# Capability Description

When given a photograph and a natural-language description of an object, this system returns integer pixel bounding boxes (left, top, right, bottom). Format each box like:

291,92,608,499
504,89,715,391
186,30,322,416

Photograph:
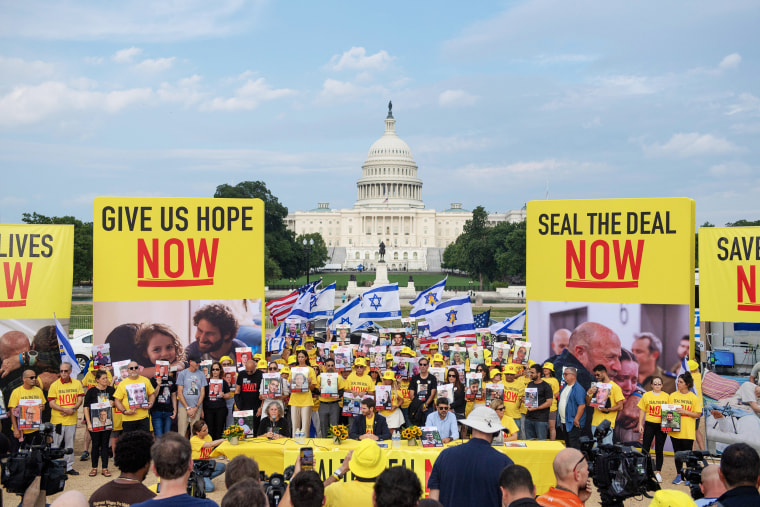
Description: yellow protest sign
527,198,695,304
0,224,73,318
699,226,760,322
93,197,264,302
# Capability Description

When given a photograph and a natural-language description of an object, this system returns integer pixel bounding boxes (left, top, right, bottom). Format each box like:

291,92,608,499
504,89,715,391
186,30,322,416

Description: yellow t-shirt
668,391,702,441
399,379,412,409
503,380,524,419
637,391,670,424
113,376,155,422
345,372,376,395
379,391,403,418
190,434,214,460
8,386,46,434
324,479,375,507
82,370,114,389
591,381,625,428
501,414,520,436
289,367,317,407
48,378,84,425
545,377,560,412
318,374,346,403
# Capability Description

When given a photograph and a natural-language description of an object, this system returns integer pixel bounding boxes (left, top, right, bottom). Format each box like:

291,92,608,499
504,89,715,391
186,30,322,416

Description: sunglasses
494,407,505,411
211,368,221,371
437,406,449,411
60,370,71,373
25,376,37,380
128,366,140,370
268,367,279,371
419,363,429,367
448,373,457,377
573,456,587,473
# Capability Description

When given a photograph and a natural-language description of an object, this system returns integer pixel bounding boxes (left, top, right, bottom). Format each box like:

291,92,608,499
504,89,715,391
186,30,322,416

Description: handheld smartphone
299,447,314,472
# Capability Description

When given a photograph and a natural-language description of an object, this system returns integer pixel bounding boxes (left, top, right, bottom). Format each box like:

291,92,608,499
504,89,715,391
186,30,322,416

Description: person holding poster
542,362,560,441
317,359,344,438
176,354,207,438
48,361,84,475
203,362,232,440
586,365,624,446
669,372,703,485
524,365,553,441
8,370,46,443
409,357,437,420
424,397,458,443
637,376,670,483
150,365,177,438
83,370,116,477
289,350,317,437
186,303,246,363
113,361,156,433
235,358,263,433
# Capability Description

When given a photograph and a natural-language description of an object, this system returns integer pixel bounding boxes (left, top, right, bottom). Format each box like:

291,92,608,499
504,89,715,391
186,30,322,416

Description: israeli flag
266,323,286,353
287,285,316,321
54,315,82,376
358,283,401,321
426,296,475,338
409,277,447,318
310,282,336,320
489,310,526,335
330,295,365,330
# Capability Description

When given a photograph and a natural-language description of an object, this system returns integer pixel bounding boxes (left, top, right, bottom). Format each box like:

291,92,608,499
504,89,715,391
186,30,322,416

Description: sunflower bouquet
401,426,422,445
223,424,246,443
328,424,349,444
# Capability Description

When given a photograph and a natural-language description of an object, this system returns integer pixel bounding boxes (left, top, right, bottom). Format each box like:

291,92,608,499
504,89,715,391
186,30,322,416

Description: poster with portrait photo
126,383,149,409
223,366,237,386
476,328,492,349
335,324,351,344
375,385,392,411
403,357,420,380
528,300,691,445
437,383,454,405
449,346,467,367
0,390,6,419
320,372,339,398
485,383,504,407
92,344,111,368
113,360,131,385
358,333,376,357
208,379,223,401
512,341,531,365
421,427,443,447
334,346,352,372
236,347,253,372
155,360,169,380
233,410,255,438
661,404,681,433
465,372,482,401
492,342,510,367
91,402,113,431
18,399,42,430
200,360,213,379
261,373,282,399
317,343,331,363
369,346,386,371
290,367,310,393
417,321,430,339
468,346,484,371
429,367,446,384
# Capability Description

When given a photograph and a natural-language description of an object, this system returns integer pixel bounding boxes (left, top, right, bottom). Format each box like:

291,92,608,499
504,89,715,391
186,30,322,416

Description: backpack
408,398,425,426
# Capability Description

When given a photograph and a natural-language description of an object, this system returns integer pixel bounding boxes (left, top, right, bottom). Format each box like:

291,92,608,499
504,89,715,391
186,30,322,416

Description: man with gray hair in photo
631,332,676,393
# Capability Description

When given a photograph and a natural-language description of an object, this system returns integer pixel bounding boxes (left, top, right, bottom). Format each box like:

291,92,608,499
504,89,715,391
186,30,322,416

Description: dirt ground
2,417,717,507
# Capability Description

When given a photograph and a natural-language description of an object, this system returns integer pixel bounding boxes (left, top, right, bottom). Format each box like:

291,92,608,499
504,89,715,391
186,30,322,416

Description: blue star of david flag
358,283,401,321
426,295,475,339
489,310,526,335
55,314,82,376
287,285,316,321
409,277,447,318
473,309,491,329
266,323,287,353
309,282,336,319
330,295,365,330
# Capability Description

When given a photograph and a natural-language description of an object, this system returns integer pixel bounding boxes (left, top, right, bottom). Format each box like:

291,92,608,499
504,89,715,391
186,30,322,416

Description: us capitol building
285,103,526,272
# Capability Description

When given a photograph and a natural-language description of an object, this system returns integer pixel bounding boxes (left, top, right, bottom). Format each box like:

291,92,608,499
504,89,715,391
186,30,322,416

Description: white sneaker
655,472,662,483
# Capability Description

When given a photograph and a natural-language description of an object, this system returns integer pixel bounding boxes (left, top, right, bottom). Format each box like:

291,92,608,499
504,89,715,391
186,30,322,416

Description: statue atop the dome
387,100,393,119
379,241,386,261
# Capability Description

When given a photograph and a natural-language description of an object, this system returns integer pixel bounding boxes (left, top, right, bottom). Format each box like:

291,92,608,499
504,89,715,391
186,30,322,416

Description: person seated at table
424,397,459,443
349,398,391,441
488,399,519,441
258,401,291,439
189,419,226,492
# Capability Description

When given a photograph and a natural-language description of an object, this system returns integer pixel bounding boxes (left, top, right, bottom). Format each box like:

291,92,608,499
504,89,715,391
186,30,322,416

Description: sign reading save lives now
94,197,264,302
527,198,695,305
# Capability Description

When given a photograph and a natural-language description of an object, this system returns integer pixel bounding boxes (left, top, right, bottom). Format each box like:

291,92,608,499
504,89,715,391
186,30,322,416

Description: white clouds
709,161,751,177
328,47,394,72
719,53,741,70
439,89,478,107
726,93,760,116
643,133,742,158
158,75,204,105
415,135,493,154
533,53,598,65
0,81,152,126
112,46,142,63
0,55,56,87
318,79,386,104
201,78,296,111
134,57,176,72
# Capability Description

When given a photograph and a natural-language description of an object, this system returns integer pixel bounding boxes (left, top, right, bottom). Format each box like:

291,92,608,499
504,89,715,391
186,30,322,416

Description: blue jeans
524,419,549,440
203,461,226,493
152,411,173,437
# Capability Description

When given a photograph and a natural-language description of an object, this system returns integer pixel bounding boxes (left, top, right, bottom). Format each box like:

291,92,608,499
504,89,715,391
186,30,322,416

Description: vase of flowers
328,424,349,445
223,424,245,445
401,426,422,446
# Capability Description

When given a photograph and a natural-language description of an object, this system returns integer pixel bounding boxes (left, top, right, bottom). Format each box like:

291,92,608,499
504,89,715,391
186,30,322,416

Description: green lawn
270,273,480,290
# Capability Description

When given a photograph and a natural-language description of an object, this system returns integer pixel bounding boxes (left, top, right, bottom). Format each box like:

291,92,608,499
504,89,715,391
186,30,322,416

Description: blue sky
1,0,758,226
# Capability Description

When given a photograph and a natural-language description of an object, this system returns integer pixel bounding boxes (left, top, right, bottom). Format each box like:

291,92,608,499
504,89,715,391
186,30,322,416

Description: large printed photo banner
0,224,74,387
697,226,760,455
527,198,695,445
93,198,265,369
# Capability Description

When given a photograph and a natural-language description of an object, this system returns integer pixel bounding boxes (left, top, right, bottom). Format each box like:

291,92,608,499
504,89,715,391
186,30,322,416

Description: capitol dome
355,102,424,209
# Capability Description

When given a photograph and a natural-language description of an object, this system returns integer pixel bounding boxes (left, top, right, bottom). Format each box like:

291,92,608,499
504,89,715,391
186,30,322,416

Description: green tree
459,206,494,290
494,221,526,281
725,219,760,227
695,221,714,269
214,181,302,281
296,232,328,273
21,212,93,285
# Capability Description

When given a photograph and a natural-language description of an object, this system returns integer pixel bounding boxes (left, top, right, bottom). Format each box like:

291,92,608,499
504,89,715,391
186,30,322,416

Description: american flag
265,290,298,326
473,309,491,329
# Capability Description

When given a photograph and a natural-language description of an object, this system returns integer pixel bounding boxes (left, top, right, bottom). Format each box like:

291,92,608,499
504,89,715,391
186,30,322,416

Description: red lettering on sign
424,459,433,497
565,239,643,288
649,405,661,418
1,262,32,308
737,265,760,312
137,238,218,287
505,391,518,403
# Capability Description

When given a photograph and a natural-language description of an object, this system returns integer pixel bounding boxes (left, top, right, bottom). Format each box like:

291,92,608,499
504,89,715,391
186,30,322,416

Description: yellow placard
527,198,695,304
0,224,73,318
699,226,760,322
93,197,264,302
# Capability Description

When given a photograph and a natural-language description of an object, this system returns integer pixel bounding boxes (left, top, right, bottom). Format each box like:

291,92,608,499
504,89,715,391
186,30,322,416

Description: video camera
1,422,72,496
674,450,710,500
187,459,219,498
260,465,294,506
580,420,660,507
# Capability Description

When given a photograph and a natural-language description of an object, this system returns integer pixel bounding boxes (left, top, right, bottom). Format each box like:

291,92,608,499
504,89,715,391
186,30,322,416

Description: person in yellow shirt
688,359,706,450
113,361,156,433
378,370,404,432
488,399,519,441
8,370,47,443
586,364,624,446
346,358,376,395
636,376,670,483
502,364,525,437
669,372,703,485
48,361,84,474
289,350,317,436
323,439,386,506
189,420,226,492
542,362,560,441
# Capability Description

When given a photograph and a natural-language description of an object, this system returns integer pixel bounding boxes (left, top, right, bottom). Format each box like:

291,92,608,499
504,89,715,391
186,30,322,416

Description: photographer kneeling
190,420,226,493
